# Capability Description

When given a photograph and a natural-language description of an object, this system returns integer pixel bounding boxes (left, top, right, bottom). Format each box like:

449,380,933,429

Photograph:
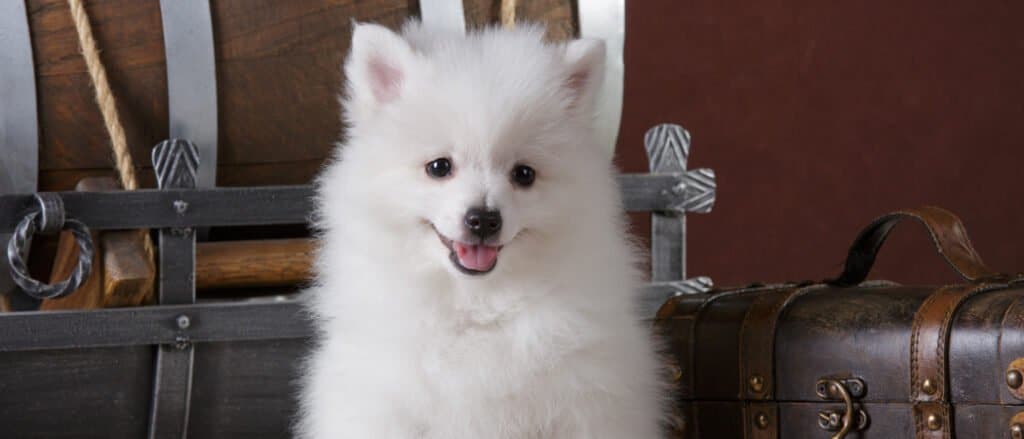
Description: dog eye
511,164,536,187
426,158,452,178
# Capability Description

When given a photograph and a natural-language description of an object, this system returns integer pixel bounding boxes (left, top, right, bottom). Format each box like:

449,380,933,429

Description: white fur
297,21,663,439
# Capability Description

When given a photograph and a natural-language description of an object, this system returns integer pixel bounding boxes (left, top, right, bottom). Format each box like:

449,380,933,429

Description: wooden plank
28,0,169,173
0,346,154,438
187,340,305,438
195,238,313,290
102,229,156,306
30,0,415,174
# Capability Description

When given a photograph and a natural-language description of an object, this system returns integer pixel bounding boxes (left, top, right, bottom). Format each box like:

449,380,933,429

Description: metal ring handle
6,211,94,300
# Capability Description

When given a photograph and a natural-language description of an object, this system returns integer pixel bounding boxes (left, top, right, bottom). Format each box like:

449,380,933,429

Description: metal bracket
0,0,41,311
643,123,717,308
147,139,199,439
816,377,870,438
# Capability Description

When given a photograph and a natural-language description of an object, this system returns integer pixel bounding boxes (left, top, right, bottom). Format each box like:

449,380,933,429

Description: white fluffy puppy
297,21,662,439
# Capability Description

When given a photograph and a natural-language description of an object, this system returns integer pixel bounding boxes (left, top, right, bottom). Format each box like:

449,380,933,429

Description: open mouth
433,228,502,276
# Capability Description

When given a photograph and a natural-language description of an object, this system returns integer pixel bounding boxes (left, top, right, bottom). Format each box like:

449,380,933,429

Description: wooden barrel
28,0,578,191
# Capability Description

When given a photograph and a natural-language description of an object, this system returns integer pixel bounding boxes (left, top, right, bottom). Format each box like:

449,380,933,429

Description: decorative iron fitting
1008,358,1024,399
665,169,717,215
6,194,94,300
644,124,717,217
664,276,714,295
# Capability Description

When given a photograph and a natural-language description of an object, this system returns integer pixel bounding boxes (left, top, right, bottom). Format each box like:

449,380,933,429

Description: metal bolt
925,413,942,431
1011,423,1024,439
921,378,937,395
1008,369,1023,389
749,375,765,393
176,314,190,329
173,200,188,214
754,412,769,429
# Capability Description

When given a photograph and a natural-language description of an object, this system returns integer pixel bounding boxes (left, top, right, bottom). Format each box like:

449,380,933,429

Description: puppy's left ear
563,38,606,113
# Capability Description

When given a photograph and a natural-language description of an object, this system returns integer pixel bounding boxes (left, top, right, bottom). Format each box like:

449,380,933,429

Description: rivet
668,364,683,382
926,413,942,431
173,200,189,214
755,412,769,429
1008,369,1023,389
1011,423,1024,439
921,378,937,395
749,375,765,393
176,314,190,329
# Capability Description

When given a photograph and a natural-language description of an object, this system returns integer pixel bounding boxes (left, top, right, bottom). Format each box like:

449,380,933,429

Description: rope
501,0,516,29
67,0,156,265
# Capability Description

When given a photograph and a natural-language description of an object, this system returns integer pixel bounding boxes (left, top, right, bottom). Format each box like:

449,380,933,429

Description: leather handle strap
830,206,1001,287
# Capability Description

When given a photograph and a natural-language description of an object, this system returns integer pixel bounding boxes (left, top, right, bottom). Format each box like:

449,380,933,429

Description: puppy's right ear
346,23,416,106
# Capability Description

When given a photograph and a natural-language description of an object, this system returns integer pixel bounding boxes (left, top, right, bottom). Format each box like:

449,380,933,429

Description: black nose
464,207,502,240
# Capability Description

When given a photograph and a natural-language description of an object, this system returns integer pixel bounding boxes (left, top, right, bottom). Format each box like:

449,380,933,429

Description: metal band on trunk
0,0,41,311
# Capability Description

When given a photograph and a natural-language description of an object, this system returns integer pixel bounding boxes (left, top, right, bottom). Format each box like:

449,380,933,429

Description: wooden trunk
28,0,577,191
655,207,1024,438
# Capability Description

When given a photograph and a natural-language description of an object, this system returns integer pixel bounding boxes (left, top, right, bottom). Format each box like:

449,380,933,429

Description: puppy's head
323,22,612,280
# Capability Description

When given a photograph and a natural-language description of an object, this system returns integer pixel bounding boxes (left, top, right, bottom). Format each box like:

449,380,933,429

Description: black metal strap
148,140,200,439
0,0,42,311
0,174,687,234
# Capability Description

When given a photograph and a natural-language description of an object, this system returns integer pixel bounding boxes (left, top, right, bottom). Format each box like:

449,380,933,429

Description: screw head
755,412,769,429
922,378,937,395
1008,370,1023,389
1011,423,1024,439
926,413,942,431
749,375,765,393
176,314,190,329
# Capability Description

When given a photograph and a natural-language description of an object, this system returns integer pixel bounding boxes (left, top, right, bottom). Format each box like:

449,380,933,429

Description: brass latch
815,377,869,439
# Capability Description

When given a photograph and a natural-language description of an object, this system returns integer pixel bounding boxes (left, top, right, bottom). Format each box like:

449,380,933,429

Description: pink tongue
453,242,499,271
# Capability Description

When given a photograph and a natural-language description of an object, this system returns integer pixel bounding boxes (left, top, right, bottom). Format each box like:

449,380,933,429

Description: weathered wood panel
187,339,309,438
28,0,577,191
0,346,154,438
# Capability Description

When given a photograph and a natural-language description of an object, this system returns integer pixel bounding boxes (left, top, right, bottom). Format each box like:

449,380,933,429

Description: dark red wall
617,0,1024,287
